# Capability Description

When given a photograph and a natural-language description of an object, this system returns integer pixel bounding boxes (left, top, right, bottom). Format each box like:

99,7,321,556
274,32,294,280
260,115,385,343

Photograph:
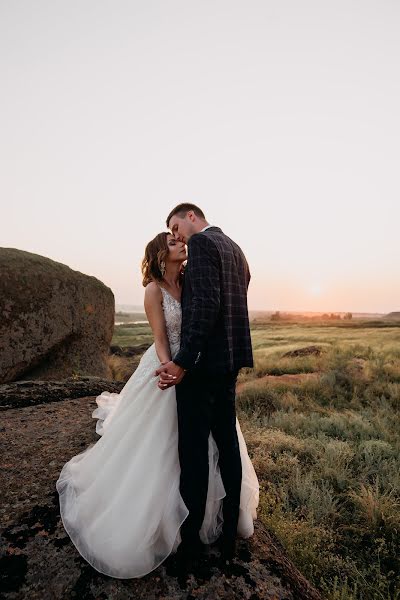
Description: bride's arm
144,282,171,364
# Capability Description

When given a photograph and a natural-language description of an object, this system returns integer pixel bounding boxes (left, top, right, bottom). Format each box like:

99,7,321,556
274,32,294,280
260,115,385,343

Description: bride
56,231,259,579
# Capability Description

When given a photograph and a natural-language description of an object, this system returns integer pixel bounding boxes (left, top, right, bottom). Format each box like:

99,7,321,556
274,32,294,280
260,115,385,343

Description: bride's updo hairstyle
141,232,170,287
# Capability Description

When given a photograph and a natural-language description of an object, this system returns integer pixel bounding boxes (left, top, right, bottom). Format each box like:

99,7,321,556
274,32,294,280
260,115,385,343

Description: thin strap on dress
158,285,181,305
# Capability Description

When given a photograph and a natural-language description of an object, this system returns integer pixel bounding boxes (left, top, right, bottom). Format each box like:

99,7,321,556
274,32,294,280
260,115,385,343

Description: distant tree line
270,311,353,322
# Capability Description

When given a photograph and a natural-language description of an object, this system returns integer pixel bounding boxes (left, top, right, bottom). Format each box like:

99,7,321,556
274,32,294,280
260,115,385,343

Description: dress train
56,343,259,578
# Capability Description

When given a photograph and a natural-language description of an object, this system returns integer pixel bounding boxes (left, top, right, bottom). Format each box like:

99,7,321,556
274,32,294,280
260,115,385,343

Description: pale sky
1,0,399,313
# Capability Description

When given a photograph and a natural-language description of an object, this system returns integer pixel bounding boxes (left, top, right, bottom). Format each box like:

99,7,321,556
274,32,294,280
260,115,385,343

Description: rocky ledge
0,378,124,410
0,396,323,600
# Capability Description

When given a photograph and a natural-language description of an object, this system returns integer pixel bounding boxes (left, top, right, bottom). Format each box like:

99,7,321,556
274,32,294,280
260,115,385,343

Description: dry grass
109,318,400,598
237,322,400,600
106,354,141,382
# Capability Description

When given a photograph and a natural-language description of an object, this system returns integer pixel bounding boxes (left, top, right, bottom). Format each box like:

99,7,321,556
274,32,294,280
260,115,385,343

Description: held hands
155,361,186,390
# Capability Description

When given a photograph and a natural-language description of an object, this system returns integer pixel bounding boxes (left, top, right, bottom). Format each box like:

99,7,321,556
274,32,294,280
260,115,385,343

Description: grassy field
112,318,400,599
112,321,153,347
239,321,400,600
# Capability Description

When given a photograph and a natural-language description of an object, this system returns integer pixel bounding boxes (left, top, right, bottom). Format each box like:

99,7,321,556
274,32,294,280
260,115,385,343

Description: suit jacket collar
201,226,222,233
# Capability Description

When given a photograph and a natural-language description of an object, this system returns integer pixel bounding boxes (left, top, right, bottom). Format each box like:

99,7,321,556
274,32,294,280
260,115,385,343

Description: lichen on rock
0,248,115,383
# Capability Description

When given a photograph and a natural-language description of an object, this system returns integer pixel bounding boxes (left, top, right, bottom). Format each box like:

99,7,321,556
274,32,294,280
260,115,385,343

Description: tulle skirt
56,343,259,579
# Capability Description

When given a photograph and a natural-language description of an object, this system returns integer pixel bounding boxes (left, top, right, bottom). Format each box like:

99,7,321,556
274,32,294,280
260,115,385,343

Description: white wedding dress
56,286,259,579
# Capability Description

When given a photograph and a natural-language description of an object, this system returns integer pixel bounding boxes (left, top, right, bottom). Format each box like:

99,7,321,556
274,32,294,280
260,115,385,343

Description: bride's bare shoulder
144,281,162,303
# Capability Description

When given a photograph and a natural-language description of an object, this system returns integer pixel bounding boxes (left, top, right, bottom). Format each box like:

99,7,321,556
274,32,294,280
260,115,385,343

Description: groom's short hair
166,203,206,227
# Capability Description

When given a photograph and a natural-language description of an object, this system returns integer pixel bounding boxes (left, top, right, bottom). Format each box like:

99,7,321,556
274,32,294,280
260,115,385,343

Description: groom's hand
155,361,186,390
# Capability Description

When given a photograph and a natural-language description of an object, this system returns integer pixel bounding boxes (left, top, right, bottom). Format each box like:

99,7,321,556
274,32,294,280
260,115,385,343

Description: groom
156,203,253,562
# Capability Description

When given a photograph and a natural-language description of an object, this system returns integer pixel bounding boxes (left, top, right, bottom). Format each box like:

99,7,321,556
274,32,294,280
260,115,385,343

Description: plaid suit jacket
173,226,254,374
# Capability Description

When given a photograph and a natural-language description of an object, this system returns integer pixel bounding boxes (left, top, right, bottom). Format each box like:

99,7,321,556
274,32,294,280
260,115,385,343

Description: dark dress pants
175,369,242,547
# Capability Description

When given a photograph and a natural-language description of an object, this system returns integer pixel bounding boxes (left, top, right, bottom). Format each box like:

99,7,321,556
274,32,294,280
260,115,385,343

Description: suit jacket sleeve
173,233,220,370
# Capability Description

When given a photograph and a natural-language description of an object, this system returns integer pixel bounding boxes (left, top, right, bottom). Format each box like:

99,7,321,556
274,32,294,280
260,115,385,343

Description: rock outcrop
0,248,115,383
282,345,323,357
0,377,124,410
0,395,323,600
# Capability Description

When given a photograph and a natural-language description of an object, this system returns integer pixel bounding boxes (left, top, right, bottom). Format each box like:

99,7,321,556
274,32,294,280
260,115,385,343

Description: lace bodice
160,286,181,358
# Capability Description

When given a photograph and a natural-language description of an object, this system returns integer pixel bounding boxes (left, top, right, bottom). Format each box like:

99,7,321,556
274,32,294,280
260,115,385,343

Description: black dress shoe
214,534,237,561
177,538,205,560
220,541,236,562
165,543,197,578
211,535,237,562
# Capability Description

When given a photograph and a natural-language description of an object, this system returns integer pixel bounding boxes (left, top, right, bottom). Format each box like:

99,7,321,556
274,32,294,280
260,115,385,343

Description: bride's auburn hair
141,232,170,287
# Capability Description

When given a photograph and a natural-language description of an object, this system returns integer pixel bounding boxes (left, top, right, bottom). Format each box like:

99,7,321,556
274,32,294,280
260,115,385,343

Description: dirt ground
0,396,323,600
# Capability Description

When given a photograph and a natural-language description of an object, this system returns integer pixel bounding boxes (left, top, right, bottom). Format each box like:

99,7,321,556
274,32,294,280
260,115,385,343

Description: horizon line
116,304,397,316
